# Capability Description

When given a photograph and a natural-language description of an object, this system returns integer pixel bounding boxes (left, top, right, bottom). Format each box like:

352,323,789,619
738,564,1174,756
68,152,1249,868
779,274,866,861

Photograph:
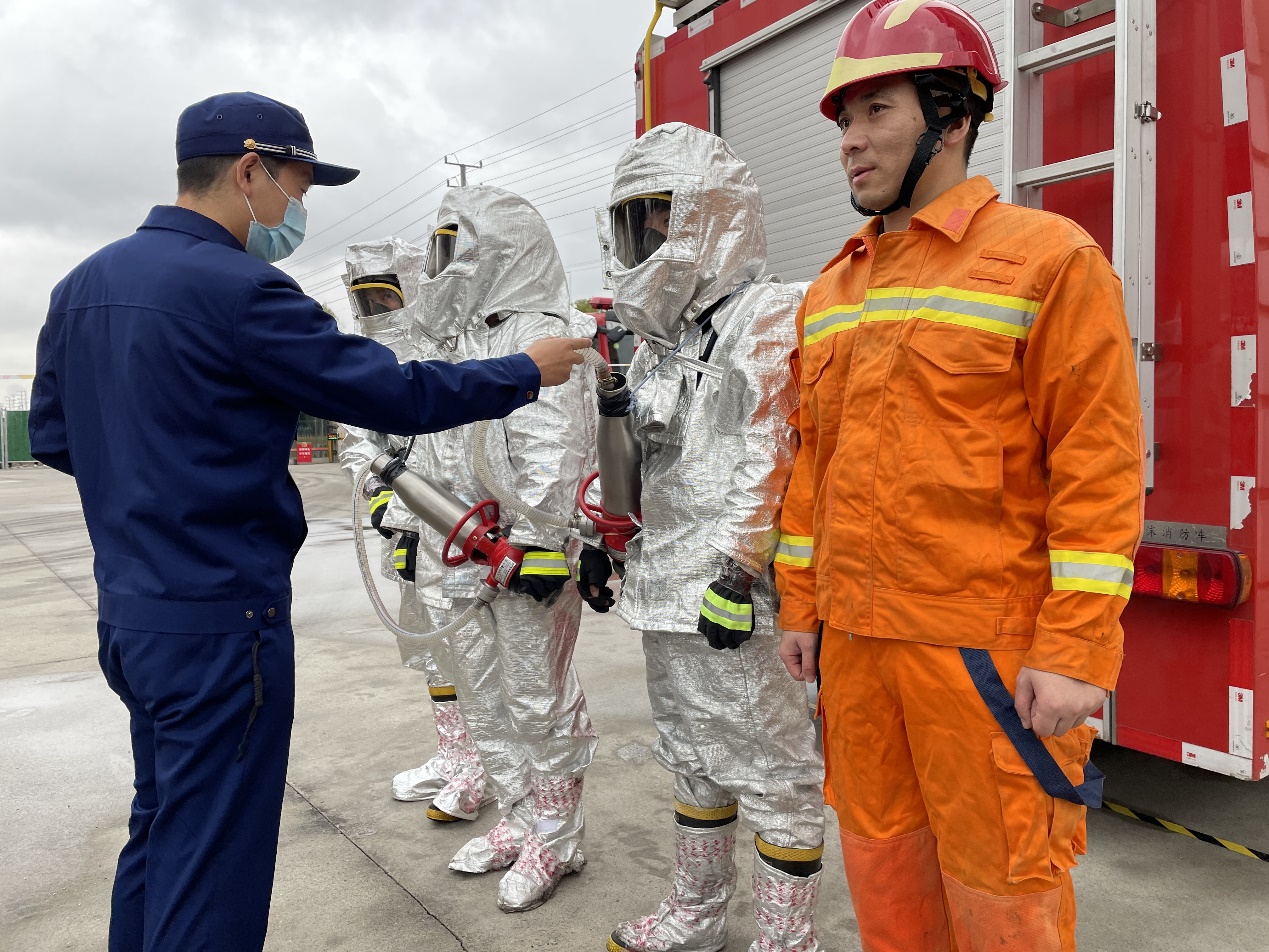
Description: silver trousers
421,586,596,811
642,629,825,849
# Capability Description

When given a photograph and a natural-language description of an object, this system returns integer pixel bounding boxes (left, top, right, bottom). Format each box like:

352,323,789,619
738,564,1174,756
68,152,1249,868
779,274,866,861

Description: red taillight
1131,544,1251,608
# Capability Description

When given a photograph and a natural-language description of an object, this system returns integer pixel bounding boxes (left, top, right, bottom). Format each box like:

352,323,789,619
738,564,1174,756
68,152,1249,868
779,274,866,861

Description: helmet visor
612,193,672,268
426,226,458,278
349,276,404,317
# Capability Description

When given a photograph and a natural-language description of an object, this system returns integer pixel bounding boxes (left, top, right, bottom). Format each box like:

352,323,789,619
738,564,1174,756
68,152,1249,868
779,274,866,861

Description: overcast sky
0,0,676,389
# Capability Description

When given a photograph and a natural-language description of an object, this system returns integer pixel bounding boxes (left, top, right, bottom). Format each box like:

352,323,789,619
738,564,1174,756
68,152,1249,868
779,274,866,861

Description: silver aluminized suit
600,123,825,952
338,238,484,819
406,186,598,913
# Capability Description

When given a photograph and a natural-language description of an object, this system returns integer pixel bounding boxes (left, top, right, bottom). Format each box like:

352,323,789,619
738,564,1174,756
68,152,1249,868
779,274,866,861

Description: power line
454,69,629,155
490,134,631,193
287,178,449,278
290,70,627,257
484,102,630,166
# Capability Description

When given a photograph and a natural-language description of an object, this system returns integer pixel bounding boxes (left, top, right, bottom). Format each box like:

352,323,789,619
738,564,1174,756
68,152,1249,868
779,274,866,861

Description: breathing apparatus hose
351,464,493,645
469,347,615,532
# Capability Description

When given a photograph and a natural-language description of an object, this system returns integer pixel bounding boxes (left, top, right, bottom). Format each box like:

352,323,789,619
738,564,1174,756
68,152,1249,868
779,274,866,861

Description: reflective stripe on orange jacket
775,177,1144,689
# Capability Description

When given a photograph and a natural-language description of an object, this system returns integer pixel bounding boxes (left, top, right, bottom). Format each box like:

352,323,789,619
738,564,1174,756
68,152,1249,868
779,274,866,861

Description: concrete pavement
2,463,1268,951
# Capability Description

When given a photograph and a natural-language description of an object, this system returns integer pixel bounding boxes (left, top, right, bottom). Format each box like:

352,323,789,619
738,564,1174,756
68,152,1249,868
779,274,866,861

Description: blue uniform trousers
97,622,296,952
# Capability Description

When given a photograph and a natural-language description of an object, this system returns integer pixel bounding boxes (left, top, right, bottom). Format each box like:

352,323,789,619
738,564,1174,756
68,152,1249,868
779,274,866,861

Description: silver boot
497,773,587,912
449,797,533,873
608,801,738,952
749,836,823,952
391,686,480,803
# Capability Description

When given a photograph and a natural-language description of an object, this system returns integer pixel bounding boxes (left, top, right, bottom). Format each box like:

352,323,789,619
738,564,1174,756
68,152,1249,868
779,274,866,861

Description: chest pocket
904,319,1017,427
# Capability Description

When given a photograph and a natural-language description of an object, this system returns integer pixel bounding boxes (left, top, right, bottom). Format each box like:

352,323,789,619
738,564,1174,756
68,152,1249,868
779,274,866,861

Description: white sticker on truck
1182,743,1253,780
1229,192,1255,267
1231,476,1255,529
1229,687,1254,758
1221,50,1249,126
1232,336,1256,407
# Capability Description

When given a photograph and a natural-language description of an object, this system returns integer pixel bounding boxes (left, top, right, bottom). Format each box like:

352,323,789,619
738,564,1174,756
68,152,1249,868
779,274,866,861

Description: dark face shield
349,275,405,317
611,193,672,268
426,226,458,278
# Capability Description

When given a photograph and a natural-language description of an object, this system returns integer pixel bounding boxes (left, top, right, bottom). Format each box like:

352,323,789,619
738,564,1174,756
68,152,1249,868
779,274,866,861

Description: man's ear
235,153,263,193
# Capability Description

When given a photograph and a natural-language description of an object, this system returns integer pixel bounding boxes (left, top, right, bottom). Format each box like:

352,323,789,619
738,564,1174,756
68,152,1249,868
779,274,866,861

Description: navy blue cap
176,91,359,187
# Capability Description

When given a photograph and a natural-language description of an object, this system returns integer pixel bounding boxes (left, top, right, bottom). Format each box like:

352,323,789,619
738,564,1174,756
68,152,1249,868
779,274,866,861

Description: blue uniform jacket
30,206,542,634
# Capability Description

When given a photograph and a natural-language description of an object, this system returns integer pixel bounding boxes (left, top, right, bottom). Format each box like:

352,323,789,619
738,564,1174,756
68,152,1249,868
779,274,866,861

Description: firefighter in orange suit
775,3,1144,950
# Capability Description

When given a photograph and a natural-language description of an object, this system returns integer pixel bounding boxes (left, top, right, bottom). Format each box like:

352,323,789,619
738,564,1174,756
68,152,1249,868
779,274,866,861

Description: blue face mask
242,164,307,263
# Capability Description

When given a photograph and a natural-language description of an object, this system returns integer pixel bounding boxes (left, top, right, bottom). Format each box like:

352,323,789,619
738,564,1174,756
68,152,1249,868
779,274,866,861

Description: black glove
392,531,419,583
697,559,755,650
574,547,615,613
510,548,570,603
367,479,395,540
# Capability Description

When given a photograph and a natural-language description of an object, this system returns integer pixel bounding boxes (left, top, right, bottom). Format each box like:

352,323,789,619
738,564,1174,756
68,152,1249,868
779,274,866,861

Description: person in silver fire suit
338,238,487,823
599,122,826,952
407,186,603,912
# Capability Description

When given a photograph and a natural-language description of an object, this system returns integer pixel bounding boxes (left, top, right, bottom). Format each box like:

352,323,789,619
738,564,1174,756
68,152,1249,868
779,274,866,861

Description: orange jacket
775,177,1144,690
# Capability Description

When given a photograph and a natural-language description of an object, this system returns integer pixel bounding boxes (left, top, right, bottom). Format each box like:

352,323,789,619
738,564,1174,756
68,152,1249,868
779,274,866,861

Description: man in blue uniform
28,91,589,952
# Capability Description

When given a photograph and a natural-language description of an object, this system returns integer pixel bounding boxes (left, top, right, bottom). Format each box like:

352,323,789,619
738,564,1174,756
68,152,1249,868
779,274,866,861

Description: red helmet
819,0,1006,121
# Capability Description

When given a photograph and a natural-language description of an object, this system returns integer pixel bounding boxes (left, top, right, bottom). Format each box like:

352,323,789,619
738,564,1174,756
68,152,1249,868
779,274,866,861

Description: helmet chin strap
850,71,979,218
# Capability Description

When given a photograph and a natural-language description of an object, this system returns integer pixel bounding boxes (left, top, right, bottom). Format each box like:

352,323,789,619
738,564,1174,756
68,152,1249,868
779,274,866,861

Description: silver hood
343,236,430,358
412,186,574,345
600,122,767,348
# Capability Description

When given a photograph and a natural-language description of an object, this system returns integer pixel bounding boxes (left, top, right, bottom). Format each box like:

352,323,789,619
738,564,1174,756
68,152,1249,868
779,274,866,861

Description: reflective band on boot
754,835,824,878
838,827,952,952
752,836,823,952
609,802,738,952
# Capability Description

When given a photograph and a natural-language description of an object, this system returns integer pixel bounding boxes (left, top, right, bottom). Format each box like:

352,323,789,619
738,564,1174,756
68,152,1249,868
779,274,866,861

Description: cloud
1,0,664,371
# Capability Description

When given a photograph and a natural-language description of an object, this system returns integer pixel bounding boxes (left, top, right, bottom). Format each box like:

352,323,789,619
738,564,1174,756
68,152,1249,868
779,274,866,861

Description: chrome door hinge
1140,342,1161,361
1135,101,1163,123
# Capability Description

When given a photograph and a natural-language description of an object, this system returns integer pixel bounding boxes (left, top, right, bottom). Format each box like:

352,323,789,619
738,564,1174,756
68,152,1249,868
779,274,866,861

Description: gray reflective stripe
521,554,568,574
1051,561,1135,586
918,294,1037,331
700,597,753,625
805,307,862,337
775,541,813,559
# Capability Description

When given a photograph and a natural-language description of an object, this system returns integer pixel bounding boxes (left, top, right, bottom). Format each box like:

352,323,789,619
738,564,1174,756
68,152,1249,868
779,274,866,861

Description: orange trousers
819,628,1096,952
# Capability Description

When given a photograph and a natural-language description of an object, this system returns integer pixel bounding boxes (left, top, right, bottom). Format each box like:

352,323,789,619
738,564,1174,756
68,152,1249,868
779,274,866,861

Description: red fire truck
635,0,1269,780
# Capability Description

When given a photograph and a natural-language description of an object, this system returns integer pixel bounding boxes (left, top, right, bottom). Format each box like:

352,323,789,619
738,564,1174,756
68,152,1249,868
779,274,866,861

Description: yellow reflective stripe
700,588,753,631
349,282,403,298
755,835,825,863
803,303,864,346
520,551,569,576
802,286,1043,352
622,192,673,203
825,53,944,98
369,490,392,512
884,0,929,29
1050,550,1135,599
674,799,738,821
775,534,814,568
393,547,409,569
433,227,458,237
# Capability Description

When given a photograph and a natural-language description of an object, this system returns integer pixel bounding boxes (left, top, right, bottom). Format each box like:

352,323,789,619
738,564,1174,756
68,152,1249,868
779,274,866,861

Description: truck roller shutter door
717,0,1008,282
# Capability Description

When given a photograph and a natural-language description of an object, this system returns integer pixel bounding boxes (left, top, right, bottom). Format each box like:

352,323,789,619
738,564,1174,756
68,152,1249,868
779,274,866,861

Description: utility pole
444,154,482,188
